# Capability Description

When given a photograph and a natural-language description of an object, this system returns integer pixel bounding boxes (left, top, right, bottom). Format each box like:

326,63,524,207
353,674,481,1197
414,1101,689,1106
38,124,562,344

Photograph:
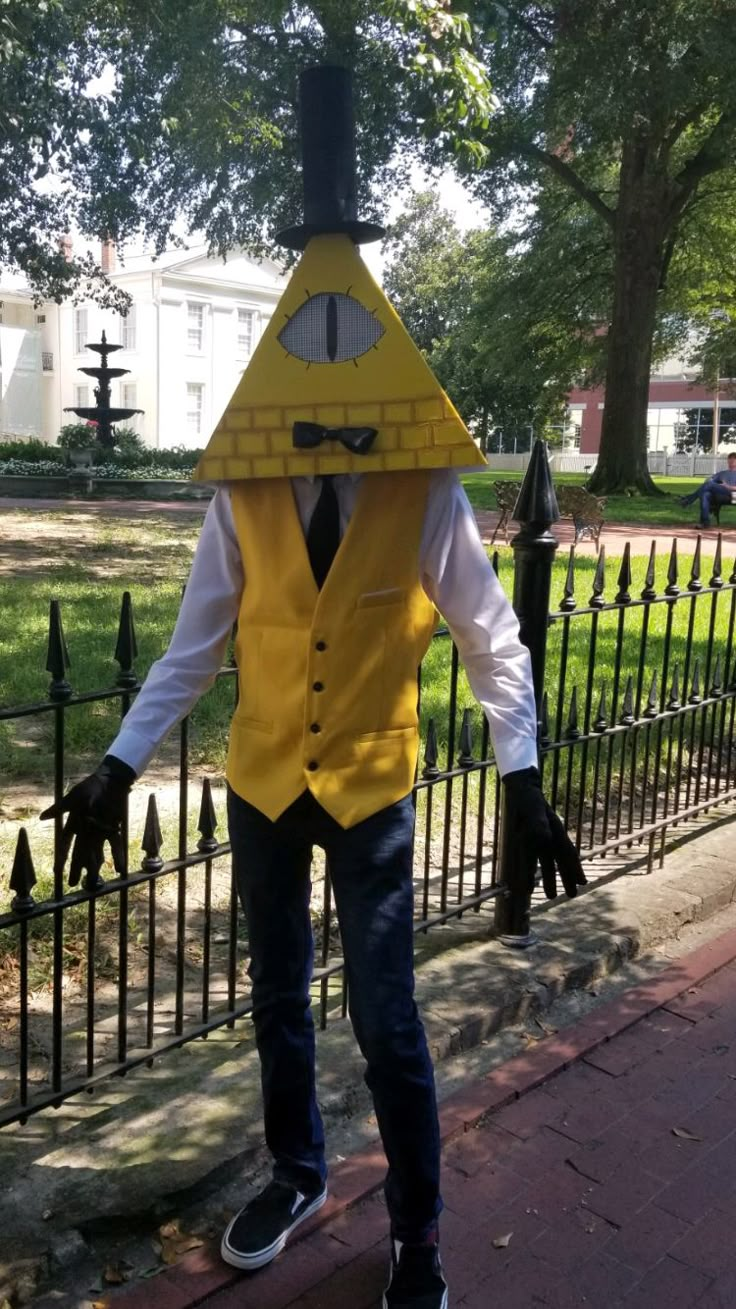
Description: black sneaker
220,1179,327,1270
383,1239,449,1308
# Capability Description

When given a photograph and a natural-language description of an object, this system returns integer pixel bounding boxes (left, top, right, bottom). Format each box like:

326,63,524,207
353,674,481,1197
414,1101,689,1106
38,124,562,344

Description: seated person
679,452,736,526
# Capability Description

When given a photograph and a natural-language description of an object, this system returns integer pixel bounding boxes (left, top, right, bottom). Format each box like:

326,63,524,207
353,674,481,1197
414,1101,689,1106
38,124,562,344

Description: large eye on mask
279,291,385,365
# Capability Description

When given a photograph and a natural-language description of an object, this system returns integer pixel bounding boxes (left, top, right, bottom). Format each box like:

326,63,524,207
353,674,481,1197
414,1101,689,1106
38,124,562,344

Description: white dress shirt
109,470,538,779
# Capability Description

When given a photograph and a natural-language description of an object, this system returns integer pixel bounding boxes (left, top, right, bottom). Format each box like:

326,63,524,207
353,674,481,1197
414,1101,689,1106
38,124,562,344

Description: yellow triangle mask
193,234,486,481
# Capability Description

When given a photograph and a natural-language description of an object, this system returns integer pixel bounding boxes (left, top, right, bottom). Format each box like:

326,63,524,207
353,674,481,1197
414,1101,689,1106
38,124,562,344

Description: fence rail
2,490,736,1126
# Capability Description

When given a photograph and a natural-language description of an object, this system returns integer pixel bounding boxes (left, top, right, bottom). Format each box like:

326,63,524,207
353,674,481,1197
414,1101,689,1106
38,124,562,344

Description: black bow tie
292,421,377,454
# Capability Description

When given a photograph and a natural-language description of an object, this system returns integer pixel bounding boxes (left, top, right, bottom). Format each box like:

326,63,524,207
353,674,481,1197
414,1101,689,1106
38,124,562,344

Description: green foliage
456,1,736,492
58,422,98,450
110,424,148,462
0,438,64,463
2,0,490,299
383,190,595,437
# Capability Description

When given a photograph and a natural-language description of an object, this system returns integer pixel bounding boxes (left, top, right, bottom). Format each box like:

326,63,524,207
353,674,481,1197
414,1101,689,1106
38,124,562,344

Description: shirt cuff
493,734,539,778
106,723,161,779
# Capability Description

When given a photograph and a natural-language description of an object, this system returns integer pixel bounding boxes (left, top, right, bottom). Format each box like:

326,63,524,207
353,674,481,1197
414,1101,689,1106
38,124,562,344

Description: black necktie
306,476,340,589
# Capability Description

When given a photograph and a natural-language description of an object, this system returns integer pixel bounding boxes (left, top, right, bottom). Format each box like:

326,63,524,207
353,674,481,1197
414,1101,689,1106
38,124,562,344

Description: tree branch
515,141,616,226
670,110,736,218
659,228,679,290
493,3,553,49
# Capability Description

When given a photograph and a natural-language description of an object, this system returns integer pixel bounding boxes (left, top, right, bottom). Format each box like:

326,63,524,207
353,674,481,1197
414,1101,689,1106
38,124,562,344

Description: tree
453,1,736,494
0,1,490,303
382,189,605,446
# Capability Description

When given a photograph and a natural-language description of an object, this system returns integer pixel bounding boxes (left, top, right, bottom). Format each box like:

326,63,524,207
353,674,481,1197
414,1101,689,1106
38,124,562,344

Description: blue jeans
684,482,731,523
227,786,442,1242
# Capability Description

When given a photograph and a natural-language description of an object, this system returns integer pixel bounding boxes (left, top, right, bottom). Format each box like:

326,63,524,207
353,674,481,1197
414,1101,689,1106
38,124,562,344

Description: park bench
491,480,607,551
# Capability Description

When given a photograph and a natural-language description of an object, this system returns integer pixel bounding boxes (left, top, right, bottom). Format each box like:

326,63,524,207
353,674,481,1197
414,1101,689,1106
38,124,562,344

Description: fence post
495,439,560,945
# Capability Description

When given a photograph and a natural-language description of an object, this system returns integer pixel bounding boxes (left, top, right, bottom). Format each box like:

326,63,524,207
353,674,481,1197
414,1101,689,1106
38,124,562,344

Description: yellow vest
227,472,438,827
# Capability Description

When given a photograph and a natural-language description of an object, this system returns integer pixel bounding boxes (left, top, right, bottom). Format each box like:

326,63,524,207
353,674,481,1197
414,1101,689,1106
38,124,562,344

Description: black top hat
276,66,385,250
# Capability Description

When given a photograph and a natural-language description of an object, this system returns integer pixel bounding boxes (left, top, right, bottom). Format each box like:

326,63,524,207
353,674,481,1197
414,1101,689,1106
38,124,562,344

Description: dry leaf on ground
157,1221,204,1265
103,1264,127,1285
492,1232,513,1249
671,1127,702,1141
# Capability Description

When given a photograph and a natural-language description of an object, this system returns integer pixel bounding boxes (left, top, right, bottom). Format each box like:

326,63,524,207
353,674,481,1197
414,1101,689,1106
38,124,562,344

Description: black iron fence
2,466,736,1126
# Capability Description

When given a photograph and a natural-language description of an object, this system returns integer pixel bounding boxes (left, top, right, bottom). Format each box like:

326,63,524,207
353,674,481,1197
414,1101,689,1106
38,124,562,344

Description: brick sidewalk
107,929,736,1309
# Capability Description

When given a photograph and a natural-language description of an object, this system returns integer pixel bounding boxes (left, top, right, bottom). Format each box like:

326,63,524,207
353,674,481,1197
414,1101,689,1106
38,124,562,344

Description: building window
122,382,137,410
36,314,46,324
120,306,136,350
74,384,90,408
187,302,205,352
186,383,204,437
42,351,54,372
237,307,256,357
74,308,88,355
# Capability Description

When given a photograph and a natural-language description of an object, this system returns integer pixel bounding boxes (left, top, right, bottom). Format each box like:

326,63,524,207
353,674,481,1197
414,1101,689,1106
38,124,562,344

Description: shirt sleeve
108,487,244,776
419,470,539,777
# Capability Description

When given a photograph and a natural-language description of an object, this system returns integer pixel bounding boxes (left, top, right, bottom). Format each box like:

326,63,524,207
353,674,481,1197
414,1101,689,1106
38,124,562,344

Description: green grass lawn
1,509,729,789
461,471,718,529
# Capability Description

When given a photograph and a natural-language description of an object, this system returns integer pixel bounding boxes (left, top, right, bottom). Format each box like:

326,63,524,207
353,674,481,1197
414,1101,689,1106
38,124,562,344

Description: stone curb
100,921,736,1309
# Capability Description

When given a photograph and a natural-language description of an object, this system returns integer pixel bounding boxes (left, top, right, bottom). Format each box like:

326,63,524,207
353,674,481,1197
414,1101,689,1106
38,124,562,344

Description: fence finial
593,683,608,732
560,546,576,611
710,535,723,589
665,540,679,596
620,675,635,725
615,543,632,605
688,538,703,592
10,828,36,911
644,671,659,718
115,591,139,688
457,709,474,766
46,600,72,701
668,665,682,710
565,686,580,739
422,719,439,779
512,439,560,527
641,542,657,600
590,546,606,608
197,779,219,853
141,795,163,871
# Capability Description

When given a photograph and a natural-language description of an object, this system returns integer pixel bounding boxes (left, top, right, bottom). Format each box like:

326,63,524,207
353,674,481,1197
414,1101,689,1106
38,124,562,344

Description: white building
0,242,286,448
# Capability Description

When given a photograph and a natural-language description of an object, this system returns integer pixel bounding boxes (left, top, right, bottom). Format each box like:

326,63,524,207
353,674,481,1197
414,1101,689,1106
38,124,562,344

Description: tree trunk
588,141,669,497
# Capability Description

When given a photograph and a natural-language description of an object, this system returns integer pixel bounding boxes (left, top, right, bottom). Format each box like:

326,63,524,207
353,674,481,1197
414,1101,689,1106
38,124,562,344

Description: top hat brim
276,219,386,250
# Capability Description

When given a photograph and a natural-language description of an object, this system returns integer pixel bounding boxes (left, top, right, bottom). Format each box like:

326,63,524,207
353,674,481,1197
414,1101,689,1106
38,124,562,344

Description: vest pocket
232,712,274,734
356,587,407,608
357,724,417,742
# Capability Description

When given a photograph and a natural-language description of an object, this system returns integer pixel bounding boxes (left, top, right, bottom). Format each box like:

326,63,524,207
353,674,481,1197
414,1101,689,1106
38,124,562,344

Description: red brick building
568,358,733,455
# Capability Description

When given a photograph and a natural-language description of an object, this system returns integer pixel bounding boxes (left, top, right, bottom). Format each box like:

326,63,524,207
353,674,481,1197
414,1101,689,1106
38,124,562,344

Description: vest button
315,640,327,651
313,681,324,692
310,723,321,733
307,760,319,771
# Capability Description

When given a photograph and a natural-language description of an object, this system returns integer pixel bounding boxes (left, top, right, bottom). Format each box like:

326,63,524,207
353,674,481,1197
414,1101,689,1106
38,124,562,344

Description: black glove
40,754,136,887
503,766,587,899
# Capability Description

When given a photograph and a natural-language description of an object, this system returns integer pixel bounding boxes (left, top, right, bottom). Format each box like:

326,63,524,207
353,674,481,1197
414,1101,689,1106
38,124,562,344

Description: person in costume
43,68,584,1309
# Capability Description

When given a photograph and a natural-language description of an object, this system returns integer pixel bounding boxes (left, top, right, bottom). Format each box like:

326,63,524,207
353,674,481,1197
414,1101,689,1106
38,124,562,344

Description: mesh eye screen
279,292,385,363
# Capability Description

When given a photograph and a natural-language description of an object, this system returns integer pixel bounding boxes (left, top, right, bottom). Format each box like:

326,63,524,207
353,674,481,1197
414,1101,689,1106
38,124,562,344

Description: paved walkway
475,511,735,558
109,929,736,1309
3,496,733,557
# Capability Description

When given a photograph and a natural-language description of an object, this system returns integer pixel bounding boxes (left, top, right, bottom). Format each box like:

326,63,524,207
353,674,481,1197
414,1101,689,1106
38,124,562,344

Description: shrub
143,444,203,471
0,459,67,476
0,438,65,464
109,425,149,464
91,463,190,480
